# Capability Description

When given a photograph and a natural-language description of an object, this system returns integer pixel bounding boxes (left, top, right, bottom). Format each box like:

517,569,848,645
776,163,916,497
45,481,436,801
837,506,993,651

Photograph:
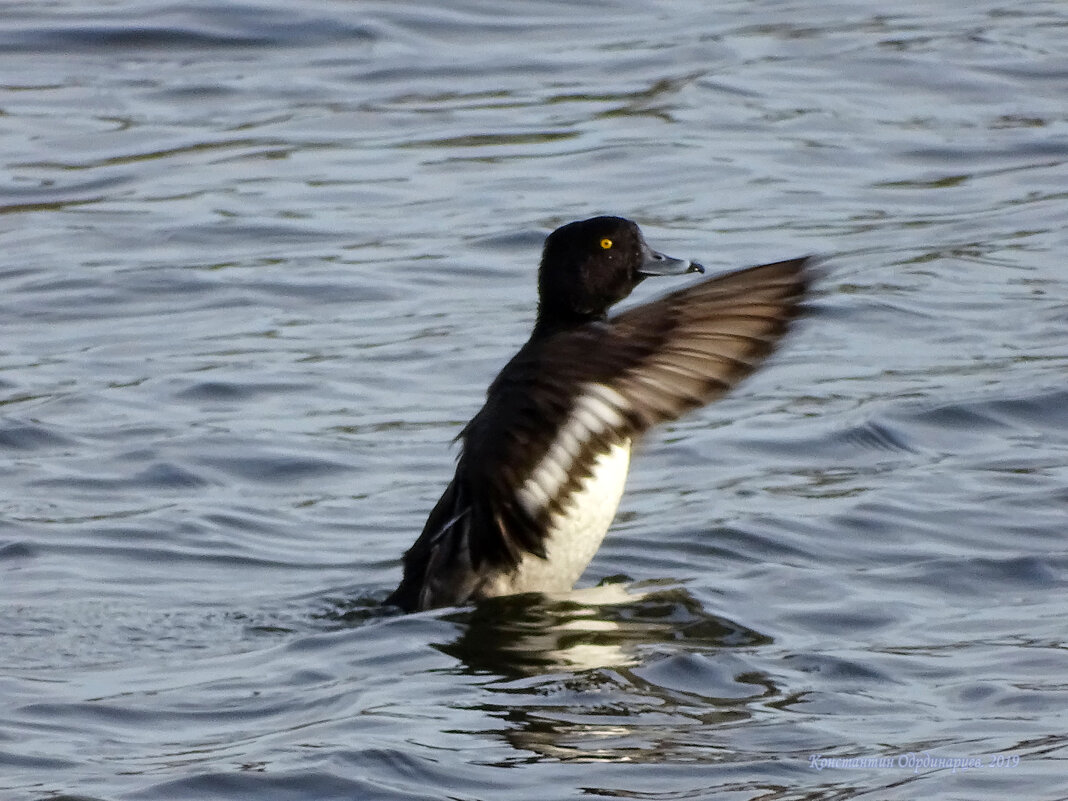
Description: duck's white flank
489,438,631,597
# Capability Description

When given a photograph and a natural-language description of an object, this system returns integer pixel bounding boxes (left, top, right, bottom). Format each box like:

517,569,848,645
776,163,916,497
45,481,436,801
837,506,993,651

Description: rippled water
2,1,1066,799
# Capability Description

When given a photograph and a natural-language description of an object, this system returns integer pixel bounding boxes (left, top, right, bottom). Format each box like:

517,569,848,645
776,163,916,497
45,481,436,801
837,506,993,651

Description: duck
386,216,810,612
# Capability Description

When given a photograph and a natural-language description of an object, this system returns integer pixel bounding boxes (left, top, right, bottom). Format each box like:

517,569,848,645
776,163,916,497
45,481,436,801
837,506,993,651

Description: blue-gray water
2,2,1066,799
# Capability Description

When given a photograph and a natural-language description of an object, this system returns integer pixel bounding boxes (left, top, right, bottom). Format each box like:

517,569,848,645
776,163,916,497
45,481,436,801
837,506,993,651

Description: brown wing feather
606,257,811,428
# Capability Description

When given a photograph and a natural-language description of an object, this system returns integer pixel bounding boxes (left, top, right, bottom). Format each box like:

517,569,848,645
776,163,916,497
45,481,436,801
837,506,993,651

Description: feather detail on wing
606,256,811,428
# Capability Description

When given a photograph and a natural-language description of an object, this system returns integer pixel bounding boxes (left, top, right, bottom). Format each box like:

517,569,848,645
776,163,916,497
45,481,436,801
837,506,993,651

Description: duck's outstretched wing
603,256,812,429
386,257,812,611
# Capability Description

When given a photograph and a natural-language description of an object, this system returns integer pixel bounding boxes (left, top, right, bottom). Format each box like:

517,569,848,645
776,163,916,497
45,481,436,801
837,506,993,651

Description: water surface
2,1,1066,799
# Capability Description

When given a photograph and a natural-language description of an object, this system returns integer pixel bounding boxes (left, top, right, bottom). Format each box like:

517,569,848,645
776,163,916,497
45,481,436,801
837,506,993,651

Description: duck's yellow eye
600,238,613,250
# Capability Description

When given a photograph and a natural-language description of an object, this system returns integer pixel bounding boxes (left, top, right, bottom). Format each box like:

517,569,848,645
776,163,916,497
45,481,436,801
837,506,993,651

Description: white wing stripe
516,383,630,517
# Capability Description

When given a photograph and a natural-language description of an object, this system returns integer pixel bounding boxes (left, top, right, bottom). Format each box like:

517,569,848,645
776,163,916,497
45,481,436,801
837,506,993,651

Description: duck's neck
531,305,606,342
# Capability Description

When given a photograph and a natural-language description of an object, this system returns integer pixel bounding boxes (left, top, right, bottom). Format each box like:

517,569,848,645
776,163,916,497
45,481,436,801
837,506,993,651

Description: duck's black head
533,216,703,338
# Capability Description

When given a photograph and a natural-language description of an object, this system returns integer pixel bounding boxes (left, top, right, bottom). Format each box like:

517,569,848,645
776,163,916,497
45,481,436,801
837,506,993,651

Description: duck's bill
638,245,705,276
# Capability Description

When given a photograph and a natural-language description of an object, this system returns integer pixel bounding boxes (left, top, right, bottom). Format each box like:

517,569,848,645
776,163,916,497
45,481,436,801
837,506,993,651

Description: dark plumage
387,216,811,612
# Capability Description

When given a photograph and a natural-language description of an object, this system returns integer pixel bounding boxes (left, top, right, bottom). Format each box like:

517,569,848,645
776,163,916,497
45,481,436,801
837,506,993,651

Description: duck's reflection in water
435,582,783,763
435,580,771,675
